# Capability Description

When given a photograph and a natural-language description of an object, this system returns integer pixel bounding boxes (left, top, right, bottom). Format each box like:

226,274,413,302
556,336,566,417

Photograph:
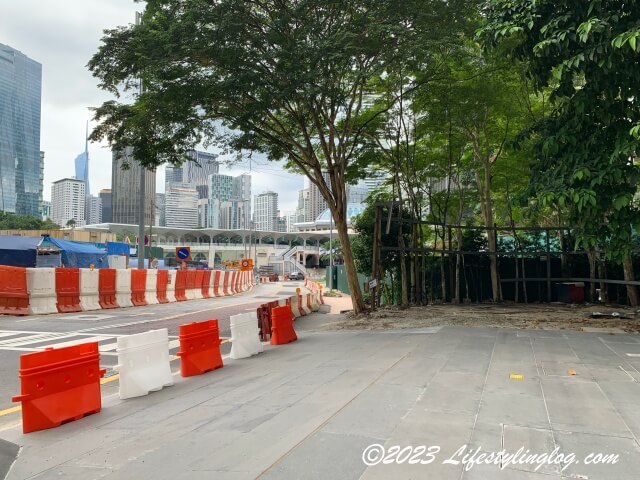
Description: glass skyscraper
0,43,42,217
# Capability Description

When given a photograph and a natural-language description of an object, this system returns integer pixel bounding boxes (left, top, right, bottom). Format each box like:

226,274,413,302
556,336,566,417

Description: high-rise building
164,184,198,228
85,195,102,225
41,200,51,221
51,178,85,227
197,198,208,228
155,193,165,227
207,174,233,229
111,148,156,225
0,43,43,217
165,165,183,185
295,188,311,223
99,189,112,223
231,174,251,229
254,191,278,231
183,151,219,185
347,183,370,204
308,171,331,222
74,123,90,196
282,211,297,232
165,150,219,190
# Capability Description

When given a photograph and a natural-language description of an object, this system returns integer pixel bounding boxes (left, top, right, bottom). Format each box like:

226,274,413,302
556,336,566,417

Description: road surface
0,280,303,425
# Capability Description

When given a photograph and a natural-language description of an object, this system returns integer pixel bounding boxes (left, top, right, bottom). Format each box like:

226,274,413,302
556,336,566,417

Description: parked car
288,271,304,281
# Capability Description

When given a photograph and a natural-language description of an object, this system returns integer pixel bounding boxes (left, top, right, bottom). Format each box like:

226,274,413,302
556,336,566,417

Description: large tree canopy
89,0,468,313
481,0,640,304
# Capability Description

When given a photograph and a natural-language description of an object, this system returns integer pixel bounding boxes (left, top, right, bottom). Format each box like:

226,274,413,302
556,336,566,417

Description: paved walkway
2,324,640,479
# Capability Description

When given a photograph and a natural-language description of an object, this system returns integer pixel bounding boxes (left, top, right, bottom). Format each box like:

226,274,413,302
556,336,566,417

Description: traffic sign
176,247,191,261
240,259,253,271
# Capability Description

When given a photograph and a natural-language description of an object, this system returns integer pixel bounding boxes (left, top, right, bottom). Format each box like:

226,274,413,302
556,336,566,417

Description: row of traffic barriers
256,283,321,342
0,266,254,316
12,306,297,434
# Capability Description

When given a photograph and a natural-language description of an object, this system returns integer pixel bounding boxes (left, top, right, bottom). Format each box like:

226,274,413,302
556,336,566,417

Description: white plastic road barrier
79,269,101,311
299,295,310,315
114,328,174,399
108,255,127,269
26,268,57,315
229,312,263,359
115,269,133,308
290,295,302,318
310,292,320,312
166,270,177,303
145,269,159,305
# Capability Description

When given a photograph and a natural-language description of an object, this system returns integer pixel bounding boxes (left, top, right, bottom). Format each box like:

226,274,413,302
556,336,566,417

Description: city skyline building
74,123,90,196
155,193,165,227
254,191,279,231
51,177,85,227
164,183,198,228
99,189,112,223
85,195,102,225
111,148,156,225
0,43,43,217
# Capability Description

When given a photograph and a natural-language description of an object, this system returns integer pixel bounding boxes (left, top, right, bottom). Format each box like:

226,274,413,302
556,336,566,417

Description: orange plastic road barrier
98,269,118,309
195,270,205,298
177,320,223,377
270,305,297,345
156,269,169,304
201,270,212,298
0,265,29,315
12,342,106,433
175,269,187,302
185,269,197,292
222,271,231,296
55,268,82,313
213,271,222,297
130,270,148,306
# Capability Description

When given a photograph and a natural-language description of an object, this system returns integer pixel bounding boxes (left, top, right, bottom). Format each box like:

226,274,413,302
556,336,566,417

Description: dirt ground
319,302,640,334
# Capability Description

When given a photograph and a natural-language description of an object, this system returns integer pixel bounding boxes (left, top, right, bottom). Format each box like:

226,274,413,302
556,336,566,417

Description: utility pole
135,9,146,270
329,212,333,291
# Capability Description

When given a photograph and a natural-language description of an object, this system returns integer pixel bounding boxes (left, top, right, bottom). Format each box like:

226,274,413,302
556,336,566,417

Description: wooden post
546,228,551,302
371,205,382,310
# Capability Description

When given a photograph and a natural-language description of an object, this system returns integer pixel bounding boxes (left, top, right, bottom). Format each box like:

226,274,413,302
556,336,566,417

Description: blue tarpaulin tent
105,241,130,256
47,237,108,269
0,236,40,267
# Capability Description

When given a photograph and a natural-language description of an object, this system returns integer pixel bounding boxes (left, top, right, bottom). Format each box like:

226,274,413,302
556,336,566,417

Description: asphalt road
0,281,303,422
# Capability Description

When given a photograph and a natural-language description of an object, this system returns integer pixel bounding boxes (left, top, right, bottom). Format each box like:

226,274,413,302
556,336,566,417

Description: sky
0,0,303,213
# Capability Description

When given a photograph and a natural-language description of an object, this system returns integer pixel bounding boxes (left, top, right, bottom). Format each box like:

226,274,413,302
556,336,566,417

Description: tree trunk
622,253,639,307
397,205,409,308
334,212,366,313
454,227,462,304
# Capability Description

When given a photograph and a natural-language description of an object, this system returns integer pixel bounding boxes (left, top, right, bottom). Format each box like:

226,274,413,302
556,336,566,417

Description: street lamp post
329,212,333,292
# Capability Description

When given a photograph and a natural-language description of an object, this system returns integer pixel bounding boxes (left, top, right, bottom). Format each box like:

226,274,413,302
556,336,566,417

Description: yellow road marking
0,406,21,417
1,338,232,418
509,374,524,380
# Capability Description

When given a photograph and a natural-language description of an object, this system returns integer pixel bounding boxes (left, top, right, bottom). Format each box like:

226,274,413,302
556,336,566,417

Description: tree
66,219,77,229
482,0,640,305
88,0,438,314
0,211,60,230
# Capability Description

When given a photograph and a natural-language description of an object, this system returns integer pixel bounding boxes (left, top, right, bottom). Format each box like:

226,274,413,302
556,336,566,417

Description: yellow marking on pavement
0,406,21,417
509,374,524,380
1,336,232,419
